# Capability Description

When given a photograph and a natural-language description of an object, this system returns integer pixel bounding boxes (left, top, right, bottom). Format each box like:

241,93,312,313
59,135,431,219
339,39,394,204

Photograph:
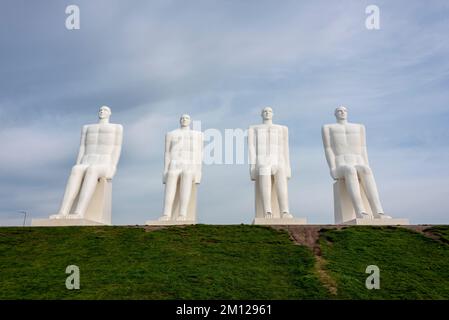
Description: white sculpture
36,106,123,226
249,107,306,225
148,114,203,225
322,106,408,225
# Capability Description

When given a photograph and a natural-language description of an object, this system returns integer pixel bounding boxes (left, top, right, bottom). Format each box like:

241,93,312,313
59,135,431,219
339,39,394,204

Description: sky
0,0,448,226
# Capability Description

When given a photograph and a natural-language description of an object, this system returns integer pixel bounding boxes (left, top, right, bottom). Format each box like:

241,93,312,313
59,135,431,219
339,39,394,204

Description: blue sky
1,0,449,225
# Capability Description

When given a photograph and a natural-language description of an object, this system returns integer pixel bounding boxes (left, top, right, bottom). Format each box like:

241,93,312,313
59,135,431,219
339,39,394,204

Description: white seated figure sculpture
249,107,306,225
147,114,203,225
322,106,408,225
32,106,123,226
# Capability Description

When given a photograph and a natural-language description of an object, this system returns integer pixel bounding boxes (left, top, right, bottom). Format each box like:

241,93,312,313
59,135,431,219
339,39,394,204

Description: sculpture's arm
321,125,337,180
75,125,88,165
108,125,123,179
248,127,257,181
284,126,291,179
194,132,204,184
361,125,370,167
163,133,171,184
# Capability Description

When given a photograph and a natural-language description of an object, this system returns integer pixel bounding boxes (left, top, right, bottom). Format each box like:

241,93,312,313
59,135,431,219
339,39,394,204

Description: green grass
0,225,327,300
1,225,448,300
319,226,449,299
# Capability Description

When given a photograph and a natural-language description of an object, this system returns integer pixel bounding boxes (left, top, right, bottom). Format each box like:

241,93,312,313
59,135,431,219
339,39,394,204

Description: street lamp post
18,210,27,227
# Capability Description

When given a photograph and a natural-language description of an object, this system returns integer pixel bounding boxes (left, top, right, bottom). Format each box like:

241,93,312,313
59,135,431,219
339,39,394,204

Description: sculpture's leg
274,168,291,217
259,167,273,217
58,165,87,216
356,165,385,215
162,172,179,219
178,171,194,219
340,166,368,218
73,166,107,217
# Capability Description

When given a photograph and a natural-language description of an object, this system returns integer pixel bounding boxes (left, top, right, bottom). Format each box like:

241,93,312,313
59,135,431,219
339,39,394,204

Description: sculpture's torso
81,123,121,166
251,124,287,168
326,123,365,167
167,129,202,170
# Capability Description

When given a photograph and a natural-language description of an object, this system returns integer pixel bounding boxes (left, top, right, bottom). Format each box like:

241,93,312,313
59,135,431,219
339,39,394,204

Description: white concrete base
145,220,196,226
78,178,112,225
31,219,105,227
32,178,112,227
334,180,373,224
344,218,410,226
253,217,307,225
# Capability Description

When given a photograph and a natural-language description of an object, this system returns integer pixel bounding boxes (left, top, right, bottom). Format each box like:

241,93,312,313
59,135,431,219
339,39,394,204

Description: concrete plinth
145,220,196,226
31,219,105,227
253,217,307,225
345,218,410,226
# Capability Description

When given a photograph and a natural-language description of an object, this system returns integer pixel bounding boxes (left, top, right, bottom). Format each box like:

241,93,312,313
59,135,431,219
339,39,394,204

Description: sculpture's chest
331,125,360,138
330,125,363,150
171,132,198,150
255,126,284,144
85,125,116,144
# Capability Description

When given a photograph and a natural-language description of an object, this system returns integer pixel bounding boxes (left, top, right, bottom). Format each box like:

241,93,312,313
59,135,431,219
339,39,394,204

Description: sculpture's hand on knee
106,166,116,180
331,168,338,180
250,165,257,181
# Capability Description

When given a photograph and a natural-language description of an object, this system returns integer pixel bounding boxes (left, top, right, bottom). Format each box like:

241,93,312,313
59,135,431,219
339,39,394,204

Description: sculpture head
261,107,273,121
334,106,348,121
98,106,112,120
180,114,191,128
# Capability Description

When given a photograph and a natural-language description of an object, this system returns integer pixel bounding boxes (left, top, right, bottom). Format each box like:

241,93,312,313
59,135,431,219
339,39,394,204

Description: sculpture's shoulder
84,123,96,129
276,124,288,131
111,123,123,129
166,129,180,137
191,130,204,139
167,129,202,138
249,124,286,130
191,129,202,134
248,124,261,131
322,123,337,130
109,123,123,132
347,122,365,132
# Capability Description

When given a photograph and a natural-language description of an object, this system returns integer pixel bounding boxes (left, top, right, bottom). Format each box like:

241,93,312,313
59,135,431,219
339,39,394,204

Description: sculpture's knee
71,165,85,176
85,166,100,179
342,166,357,177
356,165,372,175
259,166,271,176
276,166,286,176
181,171,194,181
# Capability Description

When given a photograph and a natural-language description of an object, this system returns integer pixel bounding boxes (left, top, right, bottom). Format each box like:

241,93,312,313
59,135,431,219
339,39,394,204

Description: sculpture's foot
66,213,84,220
282,212,293,219
264,212,273,219
50,214,66,220
376,213,392,219
356,212,372,219
159,215,172,221
177,215,188,221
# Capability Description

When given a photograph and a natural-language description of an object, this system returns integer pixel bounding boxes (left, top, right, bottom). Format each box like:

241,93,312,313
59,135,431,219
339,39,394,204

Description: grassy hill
0,224,448,299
